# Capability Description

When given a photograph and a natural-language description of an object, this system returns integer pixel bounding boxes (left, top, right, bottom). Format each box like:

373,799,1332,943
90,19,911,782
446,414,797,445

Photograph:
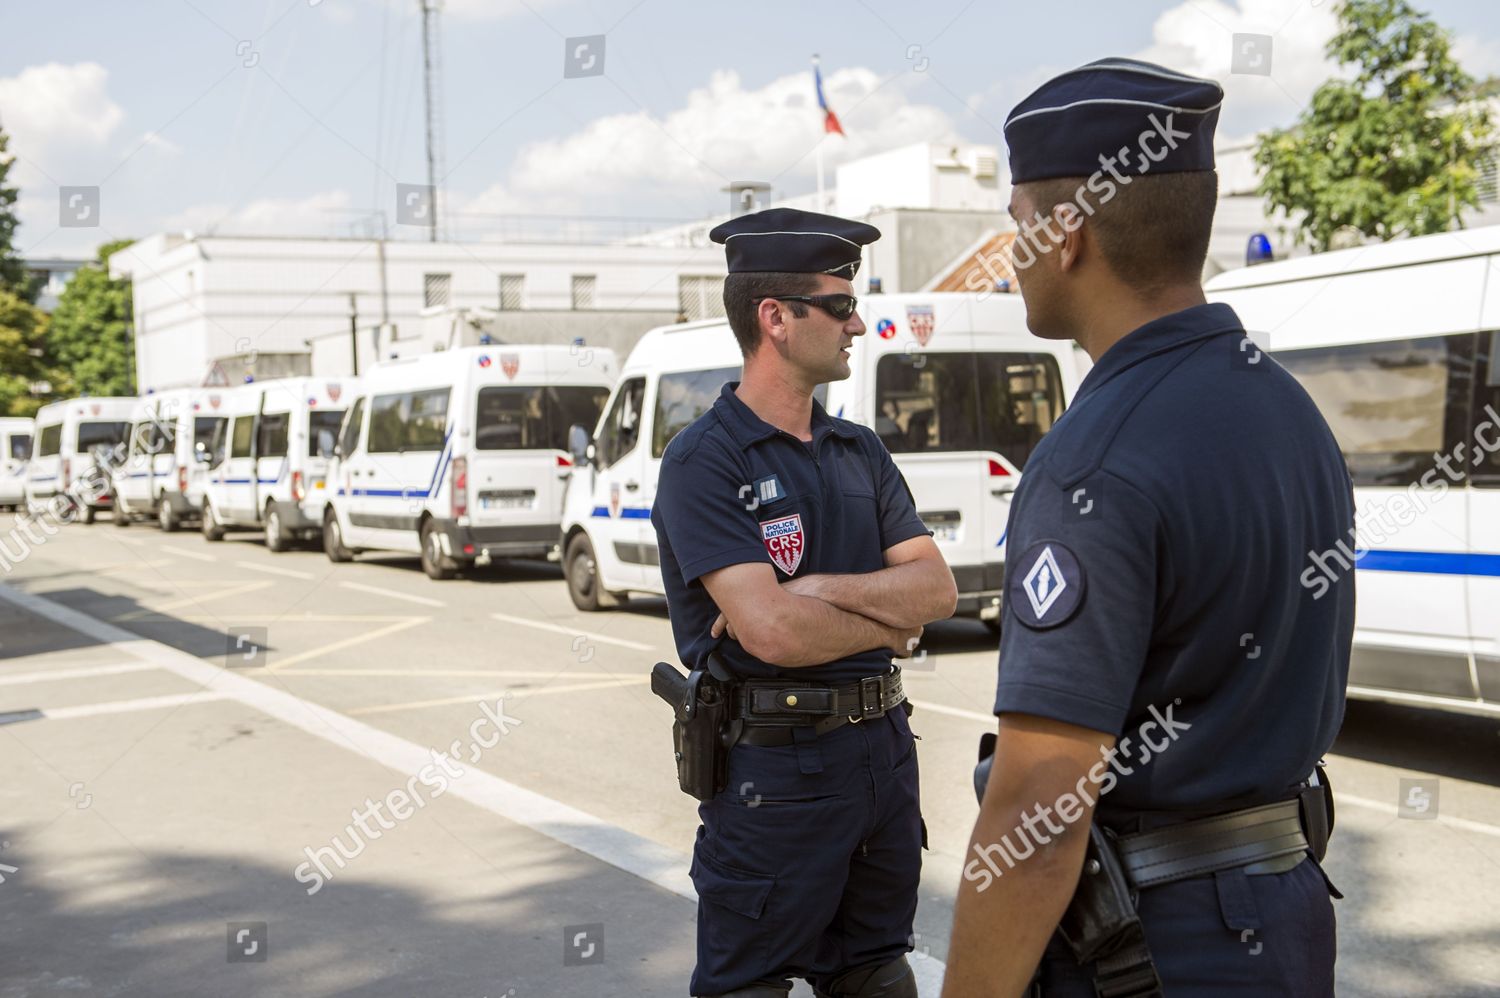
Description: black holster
651,660,733,801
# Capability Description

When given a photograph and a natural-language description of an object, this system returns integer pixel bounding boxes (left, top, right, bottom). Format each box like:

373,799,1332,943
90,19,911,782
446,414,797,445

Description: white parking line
159,545,216,563
340,581,447,608
489,611,656,651
1334,791,1500,840
347,677,650,716
237,560,316,580
0,662,160,686
30,691,231,720
908,698,995,725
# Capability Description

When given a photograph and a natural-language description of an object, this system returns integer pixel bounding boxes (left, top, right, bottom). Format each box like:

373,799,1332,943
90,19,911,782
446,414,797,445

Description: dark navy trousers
688,707,923,996
1036,855,1338,995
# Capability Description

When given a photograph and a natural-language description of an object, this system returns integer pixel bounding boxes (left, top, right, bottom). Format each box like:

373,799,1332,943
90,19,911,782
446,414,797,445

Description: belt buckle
849,676,884,723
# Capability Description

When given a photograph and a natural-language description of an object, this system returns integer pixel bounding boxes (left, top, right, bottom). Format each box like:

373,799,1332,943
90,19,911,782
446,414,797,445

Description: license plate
481,496,531,509
927,523,958,542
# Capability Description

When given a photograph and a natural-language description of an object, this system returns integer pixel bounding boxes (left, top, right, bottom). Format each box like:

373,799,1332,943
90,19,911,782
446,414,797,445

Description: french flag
814,58,844,136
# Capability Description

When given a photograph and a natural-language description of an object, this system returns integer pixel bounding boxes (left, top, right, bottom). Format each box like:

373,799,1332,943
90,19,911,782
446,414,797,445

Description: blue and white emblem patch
1010,540,1085,629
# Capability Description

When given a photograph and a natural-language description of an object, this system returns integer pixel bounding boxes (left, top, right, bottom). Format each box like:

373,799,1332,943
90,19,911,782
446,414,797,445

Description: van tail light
557,453,572,468
291,470,305,502
62,457,71,485
177,465,188,492
987,458,1011,477
452,456,468,518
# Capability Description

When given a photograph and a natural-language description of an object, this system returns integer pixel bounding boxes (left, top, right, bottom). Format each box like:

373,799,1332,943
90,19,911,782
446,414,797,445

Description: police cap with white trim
709,207,881,280
1004,57,1223,184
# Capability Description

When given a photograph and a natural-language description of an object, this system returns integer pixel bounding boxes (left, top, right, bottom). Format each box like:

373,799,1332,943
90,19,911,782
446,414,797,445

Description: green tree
0,122,33,300
0,289,50,416
47,239,136,397
1255,0,1495,252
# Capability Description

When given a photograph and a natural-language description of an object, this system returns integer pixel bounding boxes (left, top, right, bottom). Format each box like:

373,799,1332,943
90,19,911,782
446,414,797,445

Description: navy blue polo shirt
652,382,930,683
994,303,1355,814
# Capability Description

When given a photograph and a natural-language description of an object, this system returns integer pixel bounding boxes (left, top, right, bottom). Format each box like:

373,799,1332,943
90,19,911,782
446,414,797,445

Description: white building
112,233,724,391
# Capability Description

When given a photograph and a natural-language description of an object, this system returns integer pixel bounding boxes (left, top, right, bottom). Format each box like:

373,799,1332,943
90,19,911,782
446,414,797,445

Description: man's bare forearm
750,591,906,668
795,559,956,628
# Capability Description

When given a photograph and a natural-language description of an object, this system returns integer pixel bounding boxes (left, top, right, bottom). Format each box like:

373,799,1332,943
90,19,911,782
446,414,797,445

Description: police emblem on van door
326,382,342,402
1010,540,1085,629
609,482,621,518
906,305,935,347
501,353,520,380
761,514,805,575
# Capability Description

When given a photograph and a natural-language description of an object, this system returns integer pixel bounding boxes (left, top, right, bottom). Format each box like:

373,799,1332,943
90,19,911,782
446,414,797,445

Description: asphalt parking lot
2,513,1498,997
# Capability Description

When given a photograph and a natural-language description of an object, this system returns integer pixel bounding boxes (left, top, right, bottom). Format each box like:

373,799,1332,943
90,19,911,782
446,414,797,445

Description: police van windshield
8,434,31,461
653,367,740,458
77,421,129,452
874,352,1063,468
475,386,609,451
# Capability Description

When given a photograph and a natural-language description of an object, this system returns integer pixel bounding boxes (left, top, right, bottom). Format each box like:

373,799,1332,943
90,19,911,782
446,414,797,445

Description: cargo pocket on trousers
691,849,775,920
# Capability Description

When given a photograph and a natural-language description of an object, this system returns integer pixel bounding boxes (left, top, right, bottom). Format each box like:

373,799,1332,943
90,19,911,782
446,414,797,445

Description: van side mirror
568,424,592,468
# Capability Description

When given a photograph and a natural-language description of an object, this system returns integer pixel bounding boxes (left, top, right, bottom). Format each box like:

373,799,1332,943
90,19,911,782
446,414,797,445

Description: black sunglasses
754,293,859,321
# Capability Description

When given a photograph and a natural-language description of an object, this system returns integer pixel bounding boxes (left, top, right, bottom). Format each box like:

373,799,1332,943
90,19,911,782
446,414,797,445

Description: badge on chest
760,513,806,575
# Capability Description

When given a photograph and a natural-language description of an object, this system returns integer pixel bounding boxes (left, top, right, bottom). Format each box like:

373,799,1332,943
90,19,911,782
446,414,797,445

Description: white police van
1208,225,1500,717
560,293,1085,621
112,388,224,530
322,344,617,579
25,397,135,523
199,377,354,551
0,417,33,511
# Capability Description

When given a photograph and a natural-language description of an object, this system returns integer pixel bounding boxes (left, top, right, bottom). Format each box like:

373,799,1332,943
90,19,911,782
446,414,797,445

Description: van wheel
81,504,96,525
565,533,603,612
419,519,456,581
113,503,131,527
323,511,354,563
158,496,179,532
983,618,1002,637
264,504,290,553
201,501,225,541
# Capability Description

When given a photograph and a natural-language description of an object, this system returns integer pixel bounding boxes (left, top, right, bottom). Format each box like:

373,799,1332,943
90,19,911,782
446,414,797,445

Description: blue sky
4,0,1499,257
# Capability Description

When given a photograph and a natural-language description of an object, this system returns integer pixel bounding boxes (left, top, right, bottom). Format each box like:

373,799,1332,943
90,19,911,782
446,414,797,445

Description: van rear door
871,349,1066,596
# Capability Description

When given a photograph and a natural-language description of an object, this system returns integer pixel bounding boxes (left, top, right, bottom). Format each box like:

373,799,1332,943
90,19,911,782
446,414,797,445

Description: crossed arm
701,534,958,669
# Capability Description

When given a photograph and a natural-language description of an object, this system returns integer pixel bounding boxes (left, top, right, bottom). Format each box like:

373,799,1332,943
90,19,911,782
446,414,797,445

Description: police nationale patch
1009,540,1085,629
761,513,805,575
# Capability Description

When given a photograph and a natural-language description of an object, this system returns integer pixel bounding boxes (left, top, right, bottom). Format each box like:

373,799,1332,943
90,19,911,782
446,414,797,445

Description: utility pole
419,0,445,243
348,293,360,375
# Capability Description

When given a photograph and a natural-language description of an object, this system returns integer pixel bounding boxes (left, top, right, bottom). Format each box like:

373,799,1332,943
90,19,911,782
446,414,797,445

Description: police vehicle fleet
1208,225,1500,717
25,397,135,522
0,417,33,511
111,388,229,531
198,377,354,551
321,344,616,579
560,293,1085,622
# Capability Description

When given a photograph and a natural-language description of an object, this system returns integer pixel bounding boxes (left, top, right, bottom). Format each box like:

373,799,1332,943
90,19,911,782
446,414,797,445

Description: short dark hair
722,271,823,356
1023,170,1218,293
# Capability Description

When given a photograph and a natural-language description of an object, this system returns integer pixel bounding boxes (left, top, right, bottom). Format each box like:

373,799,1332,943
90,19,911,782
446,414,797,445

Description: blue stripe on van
590,506,651,519
348,428,454,499
1355,549,1500,577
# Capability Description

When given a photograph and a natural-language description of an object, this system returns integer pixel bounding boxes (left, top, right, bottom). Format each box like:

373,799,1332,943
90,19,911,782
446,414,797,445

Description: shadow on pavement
1334,700,1500,788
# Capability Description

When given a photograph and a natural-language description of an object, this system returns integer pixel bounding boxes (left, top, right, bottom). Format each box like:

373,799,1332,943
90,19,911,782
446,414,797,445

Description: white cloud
463,65,961,217
165,189,355,236
0,62,125,158
1135,0,1341,132
1454,33,1500,80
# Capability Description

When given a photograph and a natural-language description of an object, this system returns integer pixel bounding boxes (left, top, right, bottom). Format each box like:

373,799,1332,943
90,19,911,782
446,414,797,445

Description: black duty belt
732,671,905,747
1114,798,1310,889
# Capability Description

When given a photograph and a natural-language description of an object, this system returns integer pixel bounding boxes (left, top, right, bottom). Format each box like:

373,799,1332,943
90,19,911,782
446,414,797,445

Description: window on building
594,377,645,469
653,367,739,457
1276,334,1473,487
571,275,596,310
499,274,525,311
424,272,452,309
873,352,1064,468
368,389,451,453
677,275,725,321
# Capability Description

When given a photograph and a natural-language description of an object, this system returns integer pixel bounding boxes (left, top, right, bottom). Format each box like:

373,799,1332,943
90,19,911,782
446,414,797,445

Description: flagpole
813,54,825,211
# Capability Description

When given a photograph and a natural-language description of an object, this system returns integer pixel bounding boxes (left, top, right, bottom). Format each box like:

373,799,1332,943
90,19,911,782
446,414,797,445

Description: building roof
926,230,1021,294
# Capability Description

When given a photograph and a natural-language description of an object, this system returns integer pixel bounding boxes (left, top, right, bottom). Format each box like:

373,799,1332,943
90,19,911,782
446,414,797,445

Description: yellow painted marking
263,616,431,672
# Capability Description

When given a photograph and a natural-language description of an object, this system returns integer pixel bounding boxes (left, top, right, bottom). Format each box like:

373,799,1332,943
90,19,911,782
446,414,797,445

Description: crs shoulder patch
1009,540,1086,629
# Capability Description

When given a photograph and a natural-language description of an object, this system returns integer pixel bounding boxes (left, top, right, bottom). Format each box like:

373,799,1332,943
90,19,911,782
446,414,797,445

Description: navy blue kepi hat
709,207,880,280
1004,58,1223,184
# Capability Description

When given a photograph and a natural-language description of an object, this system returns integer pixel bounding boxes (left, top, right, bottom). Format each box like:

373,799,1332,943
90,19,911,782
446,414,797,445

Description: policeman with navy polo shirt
943,59,1353,996
650,207,959,998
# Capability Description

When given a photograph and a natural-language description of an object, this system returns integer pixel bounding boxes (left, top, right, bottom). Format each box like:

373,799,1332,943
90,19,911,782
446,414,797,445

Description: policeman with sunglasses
650,207,959,997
